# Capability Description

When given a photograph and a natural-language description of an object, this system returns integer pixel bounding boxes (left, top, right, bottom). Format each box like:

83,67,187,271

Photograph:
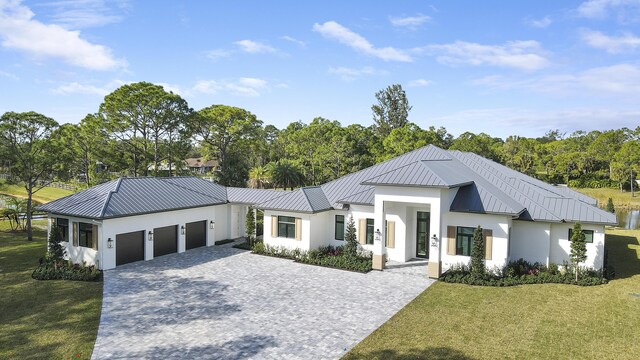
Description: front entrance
416,211,430,258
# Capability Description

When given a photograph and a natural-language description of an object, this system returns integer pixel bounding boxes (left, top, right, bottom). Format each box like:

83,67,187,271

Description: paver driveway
92,241,435,359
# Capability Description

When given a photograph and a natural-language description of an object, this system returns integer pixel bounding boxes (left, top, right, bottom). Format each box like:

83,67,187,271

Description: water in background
615,209,640,229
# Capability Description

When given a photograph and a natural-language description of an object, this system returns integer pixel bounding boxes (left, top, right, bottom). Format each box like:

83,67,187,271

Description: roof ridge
100,178,122,218
300,188,315,211
159,178,226,202
361,160,423,183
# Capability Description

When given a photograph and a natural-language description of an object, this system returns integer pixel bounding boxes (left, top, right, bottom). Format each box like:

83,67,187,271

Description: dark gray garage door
116,231,144,266
186,220,206,250
153,225,178,257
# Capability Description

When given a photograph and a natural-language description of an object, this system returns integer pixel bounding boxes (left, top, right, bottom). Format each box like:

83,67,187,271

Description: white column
373,195,386,270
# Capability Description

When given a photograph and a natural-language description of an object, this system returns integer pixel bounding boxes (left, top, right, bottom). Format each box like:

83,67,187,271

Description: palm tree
271,160,304,190
248,165,271,189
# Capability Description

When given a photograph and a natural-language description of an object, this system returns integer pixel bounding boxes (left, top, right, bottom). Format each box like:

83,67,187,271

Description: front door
416,211,430,258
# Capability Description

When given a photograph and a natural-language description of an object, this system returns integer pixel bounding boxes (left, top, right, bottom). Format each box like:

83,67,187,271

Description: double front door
416,211,430,258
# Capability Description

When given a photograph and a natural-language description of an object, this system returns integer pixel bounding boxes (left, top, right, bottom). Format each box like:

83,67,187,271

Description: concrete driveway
91,241,435,359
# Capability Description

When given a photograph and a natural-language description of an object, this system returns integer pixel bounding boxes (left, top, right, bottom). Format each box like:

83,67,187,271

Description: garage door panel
154,225,178,257
116,231,144,266
186,220,206,250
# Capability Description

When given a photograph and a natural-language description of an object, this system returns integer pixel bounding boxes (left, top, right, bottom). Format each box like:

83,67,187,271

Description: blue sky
1,0,639,138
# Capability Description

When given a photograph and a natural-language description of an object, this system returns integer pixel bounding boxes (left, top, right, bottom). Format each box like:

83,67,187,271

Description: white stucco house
38,145,616,277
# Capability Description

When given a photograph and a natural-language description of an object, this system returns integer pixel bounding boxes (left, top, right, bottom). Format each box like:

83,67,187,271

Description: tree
450,132,503,161
470,225,485,276
245,207,256,247
606,198,615,213
570,222,588,281
611,140,640,193
372,84,412,138
248,165,271,189
344,216,358,257
270,160,304,190
48,224,66,266
0,111,59,241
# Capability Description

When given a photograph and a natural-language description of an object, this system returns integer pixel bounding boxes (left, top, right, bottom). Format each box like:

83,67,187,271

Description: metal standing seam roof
256,186,333,213
226,187,289,205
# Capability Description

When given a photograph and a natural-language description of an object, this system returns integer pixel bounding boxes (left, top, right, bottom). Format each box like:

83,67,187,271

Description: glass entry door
416,211,430,258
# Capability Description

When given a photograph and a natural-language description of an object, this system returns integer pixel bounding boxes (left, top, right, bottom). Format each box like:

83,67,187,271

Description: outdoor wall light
181,225,185,235
209,220,215,229
374,229,382,242
107,238,113,248
148,231,153,241
431,234,438,248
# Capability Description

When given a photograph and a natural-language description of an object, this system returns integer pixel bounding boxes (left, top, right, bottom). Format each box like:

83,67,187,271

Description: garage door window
78,222,93,248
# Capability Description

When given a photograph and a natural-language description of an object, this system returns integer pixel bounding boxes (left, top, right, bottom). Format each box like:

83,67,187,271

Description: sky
1,0,639,139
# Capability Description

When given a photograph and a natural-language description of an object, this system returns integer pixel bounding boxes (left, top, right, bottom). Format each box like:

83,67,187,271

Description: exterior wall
550,222,605,269
229,204,247,239
263,210,312,251
48,215,101,267
510,221,551,265
100,205,223,270
441,212,511,271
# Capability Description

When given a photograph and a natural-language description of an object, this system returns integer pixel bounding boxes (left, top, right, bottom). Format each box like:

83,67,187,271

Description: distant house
37,145,616,275
185,157,218,174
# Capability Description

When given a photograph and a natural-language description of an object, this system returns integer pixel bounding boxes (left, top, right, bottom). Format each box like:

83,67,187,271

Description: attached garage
116,231,145,266
186,220,207,250
153,225,178,257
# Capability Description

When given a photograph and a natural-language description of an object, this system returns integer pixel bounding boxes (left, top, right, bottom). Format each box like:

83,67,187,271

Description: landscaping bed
252,243,372,273
32,260,102,281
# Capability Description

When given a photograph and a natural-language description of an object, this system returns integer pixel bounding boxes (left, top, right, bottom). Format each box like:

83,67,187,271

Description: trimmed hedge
252,243,372,273
32,260,101,282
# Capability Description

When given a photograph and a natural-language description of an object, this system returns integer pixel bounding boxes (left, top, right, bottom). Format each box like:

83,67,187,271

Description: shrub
48,224,66,263
251,243,372,273
344,216,358,257
606,198,615,213
470,225,485,276
32,259,101,281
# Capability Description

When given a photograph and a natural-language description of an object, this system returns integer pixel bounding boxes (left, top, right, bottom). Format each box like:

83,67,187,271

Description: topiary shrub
470,225,485,276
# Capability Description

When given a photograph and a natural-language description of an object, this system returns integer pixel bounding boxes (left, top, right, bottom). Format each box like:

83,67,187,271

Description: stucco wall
48,216,101,267
550,222,605,269
263,210,312,251
510,220,551,265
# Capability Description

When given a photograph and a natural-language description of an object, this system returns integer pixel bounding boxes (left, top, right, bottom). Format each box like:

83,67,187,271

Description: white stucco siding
48,216,101,268
550,223,605,269
263,210,312,251
310,210,349,249
441,212,510,271
101,205,221,270
510,221,551,265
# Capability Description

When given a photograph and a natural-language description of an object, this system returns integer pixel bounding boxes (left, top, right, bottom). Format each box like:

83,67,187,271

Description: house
37,145,616,276
185,157,218,174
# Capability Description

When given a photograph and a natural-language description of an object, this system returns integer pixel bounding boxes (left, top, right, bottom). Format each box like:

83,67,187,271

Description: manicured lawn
0,181,74,203
0,221,102,360
344,229,640,360
575,187,640,209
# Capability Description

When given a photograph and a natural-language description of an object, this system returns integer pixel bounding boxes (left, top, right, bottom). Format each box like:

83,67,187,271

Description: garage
185,220,207,250
153,225,178,257
116,231,145,266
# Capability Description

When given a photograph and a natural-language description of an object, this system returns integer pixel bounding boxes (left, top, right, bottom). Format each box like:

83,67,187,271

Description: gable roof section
257,186,332,213
362,159,473,188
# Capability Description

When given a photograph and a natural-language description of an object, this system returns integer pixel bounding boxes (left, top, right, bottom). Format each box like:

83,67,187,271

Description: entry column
373,196,386,270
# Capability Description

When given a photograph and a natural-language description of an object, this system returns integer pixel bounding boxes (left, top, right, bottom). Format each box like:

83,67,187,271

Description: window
568,229,594,243
56,218,69,242
78,222,93,248
456,226,475,256
366,218,374,245
335,215,345,240
278,216,296,239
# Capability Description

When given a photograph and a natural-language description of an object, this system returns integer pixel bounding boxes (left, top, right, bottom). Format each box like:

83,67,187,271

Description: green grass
0,182,74,203
344,229,640,360
0,221,102,360
575,187,640,209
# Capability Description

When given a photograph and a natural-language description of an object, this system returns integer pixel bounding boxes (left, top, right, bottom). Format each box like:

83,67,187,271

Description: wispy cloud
407,79,432,87
193,77,269,97
51,79,128,96
421,40,550,70
389,14,431,29
0,0,126,70
313,21,412,62
38,0,130,29
205,49,232,60
577,0,640,22
234,39,277,54
328,66,385,81
0,70,19,80
526,16,552,28
581,29,640,53
281,35,306,47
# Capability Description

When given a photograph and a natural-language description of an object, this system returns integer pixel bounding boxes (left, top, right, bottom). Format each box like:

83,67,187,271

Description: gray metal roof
362,160,473,188
227,187,288,205
257,186,332,213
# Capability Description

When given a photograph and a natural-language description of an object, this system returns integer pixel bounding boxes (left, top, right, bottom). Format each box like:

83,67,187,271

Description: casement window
455,226,475,256
56,218,69,242
335,215,345,240
78,222,94,248
277,216,297,239
365,218,374,245
568,229,594,243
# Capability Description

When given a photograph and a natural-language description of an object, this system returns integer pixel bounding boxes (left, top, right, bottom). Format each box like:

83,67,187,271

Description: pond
615,208,640,230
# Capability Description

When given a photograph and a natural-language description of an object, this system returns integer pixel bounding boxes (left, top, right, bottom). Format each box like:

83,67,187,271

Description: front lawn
344,229,640,359
0,221,102,360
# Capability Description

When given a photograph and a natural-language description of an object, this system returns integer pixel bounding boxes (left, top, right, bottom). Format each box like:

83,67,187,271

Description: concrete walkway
92,242,435,359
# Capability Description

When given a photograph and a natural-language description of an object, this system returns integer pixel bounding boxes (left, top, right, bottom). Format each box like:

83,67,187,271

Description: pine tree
48,224,66,266
245,207,256,247
606,198,615,213
470,225,485,276
570,222,588,281
344,216,358,258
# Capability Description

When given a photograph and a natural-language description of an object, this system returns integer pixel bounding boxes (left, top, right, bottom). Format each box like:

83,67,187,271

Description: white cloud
234,39,276,54
39,0,130,29
527,16,552,28
0,0,125,70
328,66,384,81
281,35,306,47
581,29,640,53
577,0,640,22
407,79,432,87
473,63,640,96
205,49,232,60
313,21,412,62
423,40,550,70
193,77,269,97
156,82,191,97
389,14,431,29
0,70,18,80
51,79,127,96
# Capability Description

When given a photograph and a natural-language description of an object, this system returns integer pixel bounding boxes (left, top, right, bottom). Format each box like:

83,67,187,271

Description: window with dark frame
78,222,93,248
456,226,475,256
56,218,69,242
568,229,594,243
277,216,296,239
335,215,345,240
366,218,374,245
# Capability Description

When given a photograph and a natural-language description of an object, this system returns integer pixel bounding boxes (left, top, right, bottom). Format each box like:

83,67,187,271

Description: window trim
334,215,345,240
568,229,594,243
277,216,296,239
455,226,475,256
365,218,374,245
